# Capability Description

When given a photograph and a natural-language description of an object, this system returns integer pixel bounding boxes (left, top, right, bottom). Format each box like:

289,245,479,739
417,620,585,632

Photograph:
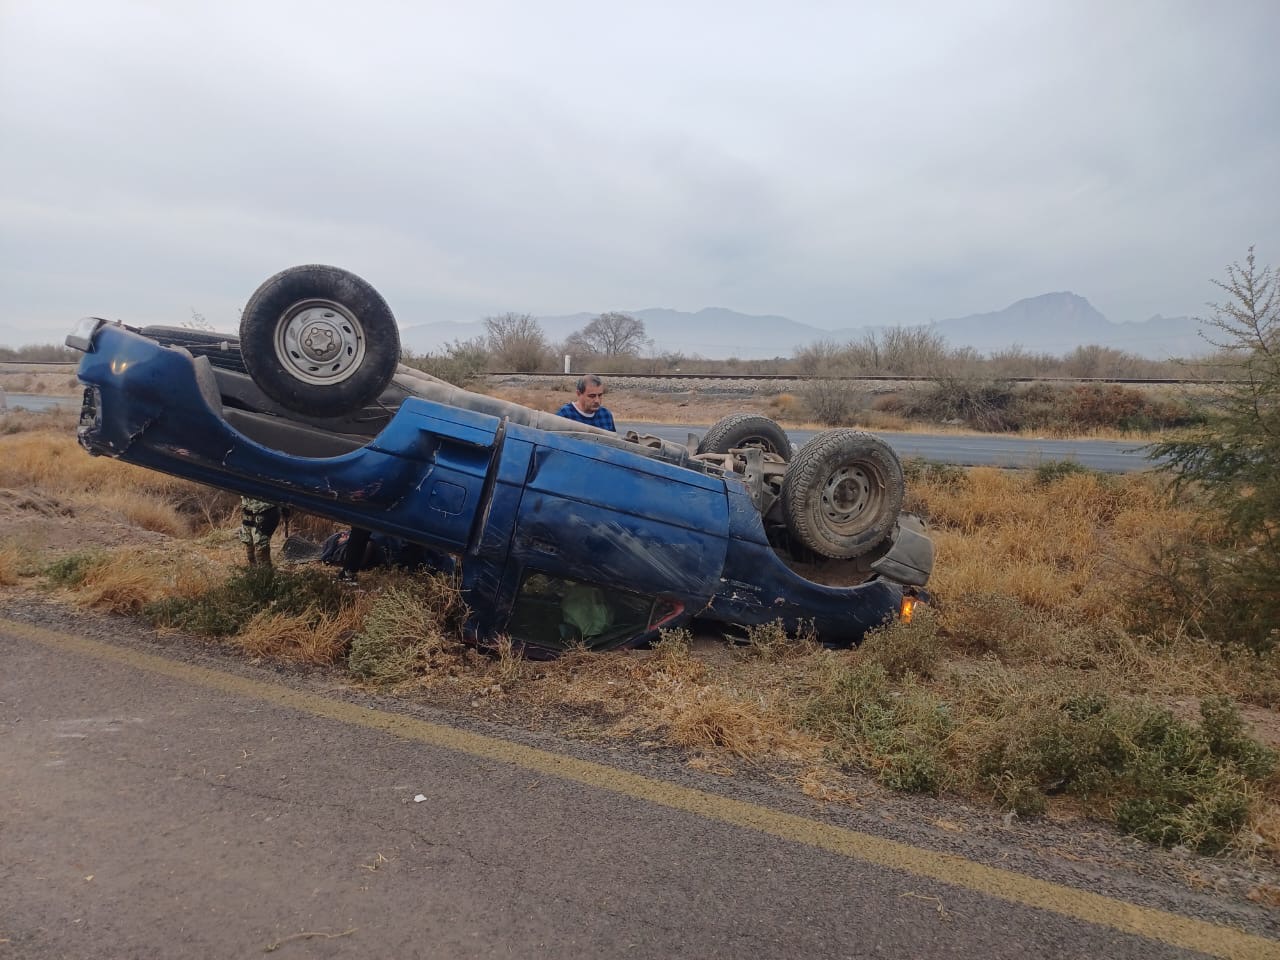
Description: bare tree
185,309,216,331
484,312,548,372
569,312,651,357
877,326,950,376
793,338,843,376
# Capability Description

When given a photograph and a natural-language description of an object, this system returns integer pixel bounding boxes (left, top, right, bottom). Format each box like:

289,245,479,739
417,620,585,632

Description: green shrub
402,337,490,386
348,574,467,683
803,660,952,795
975,691,1272,851
859,606,942,680
1147,248,1280,653
1032,460,1092,485
144,566,347,637
44,551,105,587
881,748,944,794
1116,789,1251,854
1199,694,1277,780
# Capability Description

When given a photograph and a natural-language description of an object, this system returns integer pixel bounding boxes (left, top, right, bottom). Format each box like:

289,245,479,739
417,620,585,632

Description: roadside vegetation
2,250,1276,860
3,425,1277,857
391,311,1227,437
0,343,78,362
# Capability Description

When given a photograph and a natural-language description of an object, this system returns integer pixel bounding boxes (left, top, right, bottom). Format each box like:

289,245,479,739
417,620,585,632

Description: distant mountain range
400,292,1208,361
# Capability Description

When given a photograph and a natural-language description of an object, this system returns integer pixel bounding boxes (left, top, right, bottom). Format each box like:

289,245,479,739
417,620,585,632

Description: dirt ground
0,489,173,554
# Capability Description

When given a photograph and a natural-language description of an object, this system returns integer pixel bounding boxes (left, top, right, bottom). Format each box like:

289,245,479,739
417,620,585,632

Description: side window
506,572,682,651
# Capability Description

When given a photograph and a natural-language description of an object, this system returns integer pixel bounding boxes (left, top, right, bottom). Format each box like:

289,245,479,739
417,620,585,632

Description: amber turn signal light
900,594,917,624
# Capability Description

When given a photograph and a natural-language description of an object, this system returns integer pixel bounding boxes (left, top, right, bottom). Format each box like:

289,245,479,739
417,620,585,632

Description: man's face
578,384,604,413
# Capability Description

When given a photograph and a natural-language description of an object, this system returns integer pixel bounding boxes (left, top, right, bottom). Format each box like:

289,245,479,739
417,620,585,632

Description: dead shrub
237,602,368,665
0,541,23,584
737,619,819,661
640,627,707,683
1064,384,1205,432
0,430,212,512
768,393,803,419
793,339,845,376
909,379,1021,431
936,592,1043,658
799,379,864,426
664,687,805,759
1,407,78,435
491,635,526,686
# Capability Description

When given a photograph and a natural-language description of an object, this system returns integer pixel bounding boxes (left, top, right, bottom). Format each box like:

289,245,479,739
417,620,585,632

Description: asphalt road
1,394,76,414
2,396,1157,473
4,607,1276,960
620,423,1157,474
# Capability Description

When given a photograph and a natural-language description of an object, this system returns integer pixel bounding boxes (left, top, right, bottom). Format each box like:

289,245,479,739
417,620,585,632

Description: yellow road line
8,616,1278,960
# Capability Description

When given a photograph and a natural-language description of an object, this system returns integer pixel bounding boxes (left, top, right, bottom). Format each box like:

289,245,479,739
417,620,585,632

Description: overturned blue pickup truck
68,265,933,655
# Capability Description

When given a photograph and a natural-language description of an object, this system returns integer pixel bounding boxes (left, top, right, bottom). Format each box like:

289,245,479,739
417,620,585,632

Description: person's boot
244,541,257,566
256,543,272,569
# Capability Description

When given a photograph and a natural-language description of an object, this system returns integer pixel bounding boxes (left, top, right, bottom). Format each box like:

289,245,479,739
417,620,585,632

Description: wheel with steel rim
696,413,793,460
239,265,400,418
780,429,904,559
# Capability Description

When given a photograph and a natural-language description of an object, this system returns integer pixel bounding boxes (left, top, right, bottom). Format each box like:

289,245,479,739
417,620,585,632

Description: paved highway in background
1,396,1157,473
621,423,1159,473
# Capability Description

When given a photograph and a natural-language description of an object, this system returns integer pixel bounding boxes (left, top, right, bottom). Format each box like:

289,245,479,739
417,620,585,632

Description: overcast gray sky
2,0,1277,350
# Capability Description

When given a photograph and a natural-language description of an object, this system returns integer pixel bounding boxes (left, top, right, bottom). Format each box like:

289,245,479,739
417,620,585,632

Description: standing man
556,374,615,432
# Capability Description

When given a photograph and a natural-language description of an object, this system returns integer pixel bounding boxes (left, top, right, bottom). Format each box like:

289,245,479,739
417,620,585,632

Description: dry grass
0,428,230,527
6,422,1279,855
518,629,820,762
236,600,372,665
0,371,79,397
924,468,1200,626
918,468,1248,698
663,686,807,759
0,541,22,585
95,489,193,537
69,545,227,614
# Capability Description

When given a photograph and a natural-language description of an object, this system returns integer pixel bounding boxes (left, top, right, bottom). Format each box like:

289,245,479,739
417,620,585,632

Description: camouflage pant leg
239,498,280,546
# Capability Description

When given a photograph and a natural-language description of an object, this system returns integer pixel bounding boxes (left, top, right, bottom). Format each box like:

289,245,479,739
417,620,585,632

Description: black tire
239,265,400,418
696,413,793,460
780,430,904,559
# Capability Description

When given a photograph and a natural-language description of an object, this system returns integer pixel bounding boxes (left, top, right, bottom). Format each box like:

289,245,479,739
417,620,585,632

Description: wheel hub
822,467,876,525
298,317,343,362
275,299,367,386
